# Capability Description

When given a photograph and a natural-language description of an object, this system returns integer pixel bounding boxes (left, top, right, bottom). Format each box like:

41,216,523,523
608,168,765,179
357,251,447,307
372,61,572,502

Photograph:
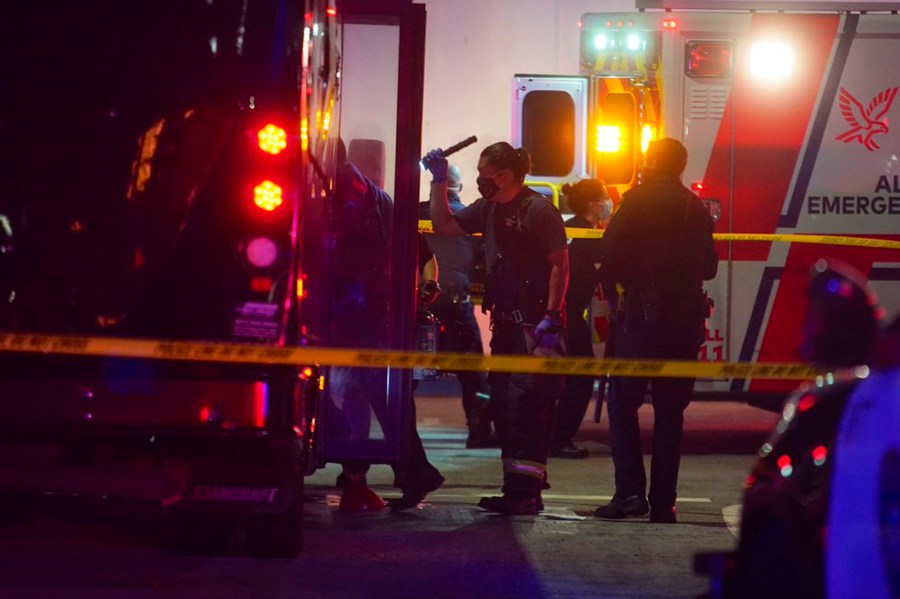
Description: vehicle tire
245,498,302,558
175,509,244,557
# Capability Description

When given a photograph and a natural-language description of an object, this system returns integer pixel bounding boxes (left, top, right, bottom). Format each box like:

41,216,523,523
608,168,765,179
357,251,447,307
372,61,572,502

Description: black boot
465,391,498,448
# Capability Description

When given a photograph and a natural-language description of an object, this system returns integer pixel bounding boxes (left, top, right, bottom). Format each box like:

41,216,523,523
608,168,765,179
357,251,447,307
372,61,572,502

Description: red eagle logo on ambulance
835,86,898,151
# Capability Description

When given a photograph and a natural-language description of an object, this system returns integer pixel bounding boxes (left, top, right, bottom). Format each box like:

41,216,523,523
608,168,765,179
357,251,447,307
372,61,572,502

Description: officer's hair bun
515,147,532,175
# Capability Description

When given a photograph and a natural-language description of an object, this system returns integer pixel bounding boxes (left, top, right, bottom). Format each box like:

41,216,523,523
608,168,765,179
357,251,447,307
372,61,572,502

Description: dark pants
552,306,596,446
607,317,703,510
430,294,490,429
489,321,562,497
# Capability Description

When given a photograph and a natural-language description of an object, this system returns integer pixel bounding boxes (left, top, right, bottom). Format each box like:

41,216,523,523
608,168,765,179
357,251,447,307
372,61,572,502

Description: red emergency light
258,123,288,155
691,182,704,192
663,17,678,30
253,180,284,211
687,41,733,78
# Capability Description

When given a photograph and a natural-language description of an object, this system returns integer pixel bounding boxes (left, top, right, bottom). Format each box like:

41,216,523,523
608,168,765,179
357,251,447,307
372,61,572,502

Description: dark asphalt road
0,384,779,598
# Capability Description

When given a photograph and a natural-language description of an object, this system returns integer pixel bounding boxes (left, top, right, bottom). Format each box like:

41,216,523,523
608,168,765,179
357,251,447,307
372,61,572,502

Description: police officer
424,142,569,515
418,164,495,448
550,179,612,459
595,138,717,524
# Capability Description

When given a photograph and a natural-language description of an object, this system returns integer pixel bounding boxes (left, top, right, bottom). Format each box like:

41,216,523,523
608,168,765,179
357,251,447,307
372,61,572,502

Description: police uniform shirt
419,195,481,295
454,188,567,276
601,172,716,305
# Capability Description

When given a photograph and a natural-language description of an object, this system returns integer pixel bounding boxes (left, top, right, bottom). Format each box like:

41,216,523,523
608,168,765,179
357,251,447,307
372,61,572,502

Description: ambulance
512,0,900,399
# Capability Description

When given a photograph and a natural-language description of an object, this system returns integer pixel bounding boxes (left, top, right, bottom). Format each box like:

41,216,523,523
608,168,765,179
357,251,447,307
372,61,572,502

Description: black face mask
477,176,500,199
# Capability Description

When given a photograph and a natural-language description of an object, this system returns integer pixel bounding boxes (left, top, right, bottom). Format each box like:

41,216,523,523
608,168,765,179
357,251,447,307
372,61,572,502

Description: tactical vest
481,191,550,325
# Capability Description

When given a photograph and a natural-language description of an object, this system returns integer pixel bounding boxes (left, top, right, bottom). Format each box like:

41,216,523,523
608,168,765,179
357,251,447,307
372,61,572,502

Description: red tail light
253,180,283,211
258,123,287,155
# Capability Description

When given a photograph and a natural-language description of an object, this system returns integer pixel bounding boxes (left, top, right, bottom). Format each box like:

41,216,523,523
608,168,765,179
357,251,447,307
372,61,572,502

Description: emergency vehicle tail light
258,123,288,155
301,117,310,151
296,276,306,299
250,276,273,293
596,126,622,153
686,41,733,78
253,180,284,211
749,41,793,81
641,125,655,154
596,92,637,185
245,236,279,268
594,34,610,50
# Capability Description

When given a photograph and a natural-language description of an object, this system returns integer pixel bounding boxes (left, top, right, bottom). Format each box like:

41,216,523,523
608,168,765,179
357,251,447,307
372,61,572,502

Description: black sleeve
455,198,487,235
531,201,568,258
418,232,434,273
598,194,637,284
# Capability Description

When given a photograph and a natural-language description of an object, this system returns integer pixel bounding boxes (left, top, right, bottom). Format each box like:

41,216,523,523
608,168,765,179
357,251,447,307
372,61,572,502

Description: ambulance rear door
512,74,589,211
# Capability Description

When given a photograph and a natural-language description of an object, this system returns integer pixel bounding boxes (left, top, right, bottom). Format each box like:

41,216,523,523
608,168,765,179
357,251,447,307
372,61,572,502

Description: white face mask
593,198,613,221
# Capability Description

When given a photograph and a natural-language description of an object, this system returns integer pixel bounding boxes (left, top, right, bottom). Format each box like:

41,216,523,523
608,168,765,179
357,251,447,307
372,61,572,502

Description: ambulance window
522,91,576,177
686,41,733,79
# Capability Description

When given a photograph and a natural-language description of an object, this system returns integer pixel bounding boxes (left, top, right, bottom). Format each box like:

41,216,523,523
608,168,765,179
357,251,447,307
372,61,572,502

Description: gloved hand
421,148,448,184
533,314,562,350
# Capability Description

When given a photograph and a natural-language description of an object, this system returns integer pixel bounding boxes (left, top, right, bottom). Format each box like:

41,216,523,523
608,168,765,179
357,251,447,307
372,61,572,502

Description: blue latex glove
533,315,562,350
422,148,448,183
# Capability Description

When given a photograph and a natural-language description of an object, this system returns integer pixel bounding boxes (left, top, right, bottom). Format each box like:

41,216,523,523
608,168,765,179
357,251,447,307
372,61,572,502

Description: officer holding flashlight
423,141,569,515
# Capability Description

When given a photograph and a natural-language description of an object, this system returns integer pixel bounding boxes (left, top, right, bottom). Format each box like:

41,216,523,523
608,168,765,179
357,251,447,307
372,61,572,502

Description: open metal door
512,74,589,196
310,0,426,467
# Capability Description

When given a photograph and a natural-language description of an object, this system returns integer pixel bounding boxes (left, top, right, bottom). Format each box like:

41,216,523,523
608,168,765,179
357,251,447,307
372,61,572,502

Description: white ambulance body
512,3,900,396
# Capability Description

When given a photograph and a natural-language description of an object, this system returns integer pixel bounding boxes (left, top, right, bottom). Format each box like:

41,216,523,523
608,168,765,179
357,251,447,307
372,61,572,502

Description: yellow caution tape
710,233,900,249
0,332,823,380
419,220,900,248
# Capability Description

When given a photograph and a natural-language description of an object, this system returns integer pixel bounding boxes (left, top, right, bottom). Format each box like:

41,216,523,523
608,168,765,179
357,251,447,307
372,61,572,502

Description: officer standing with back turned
423,141,569,515
594,138,717,524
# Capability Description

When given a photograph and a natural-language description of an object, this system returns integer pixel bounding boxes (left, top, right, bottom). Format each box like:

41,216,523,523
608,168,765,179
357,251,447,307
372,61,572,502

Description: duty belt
490,308,523,324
